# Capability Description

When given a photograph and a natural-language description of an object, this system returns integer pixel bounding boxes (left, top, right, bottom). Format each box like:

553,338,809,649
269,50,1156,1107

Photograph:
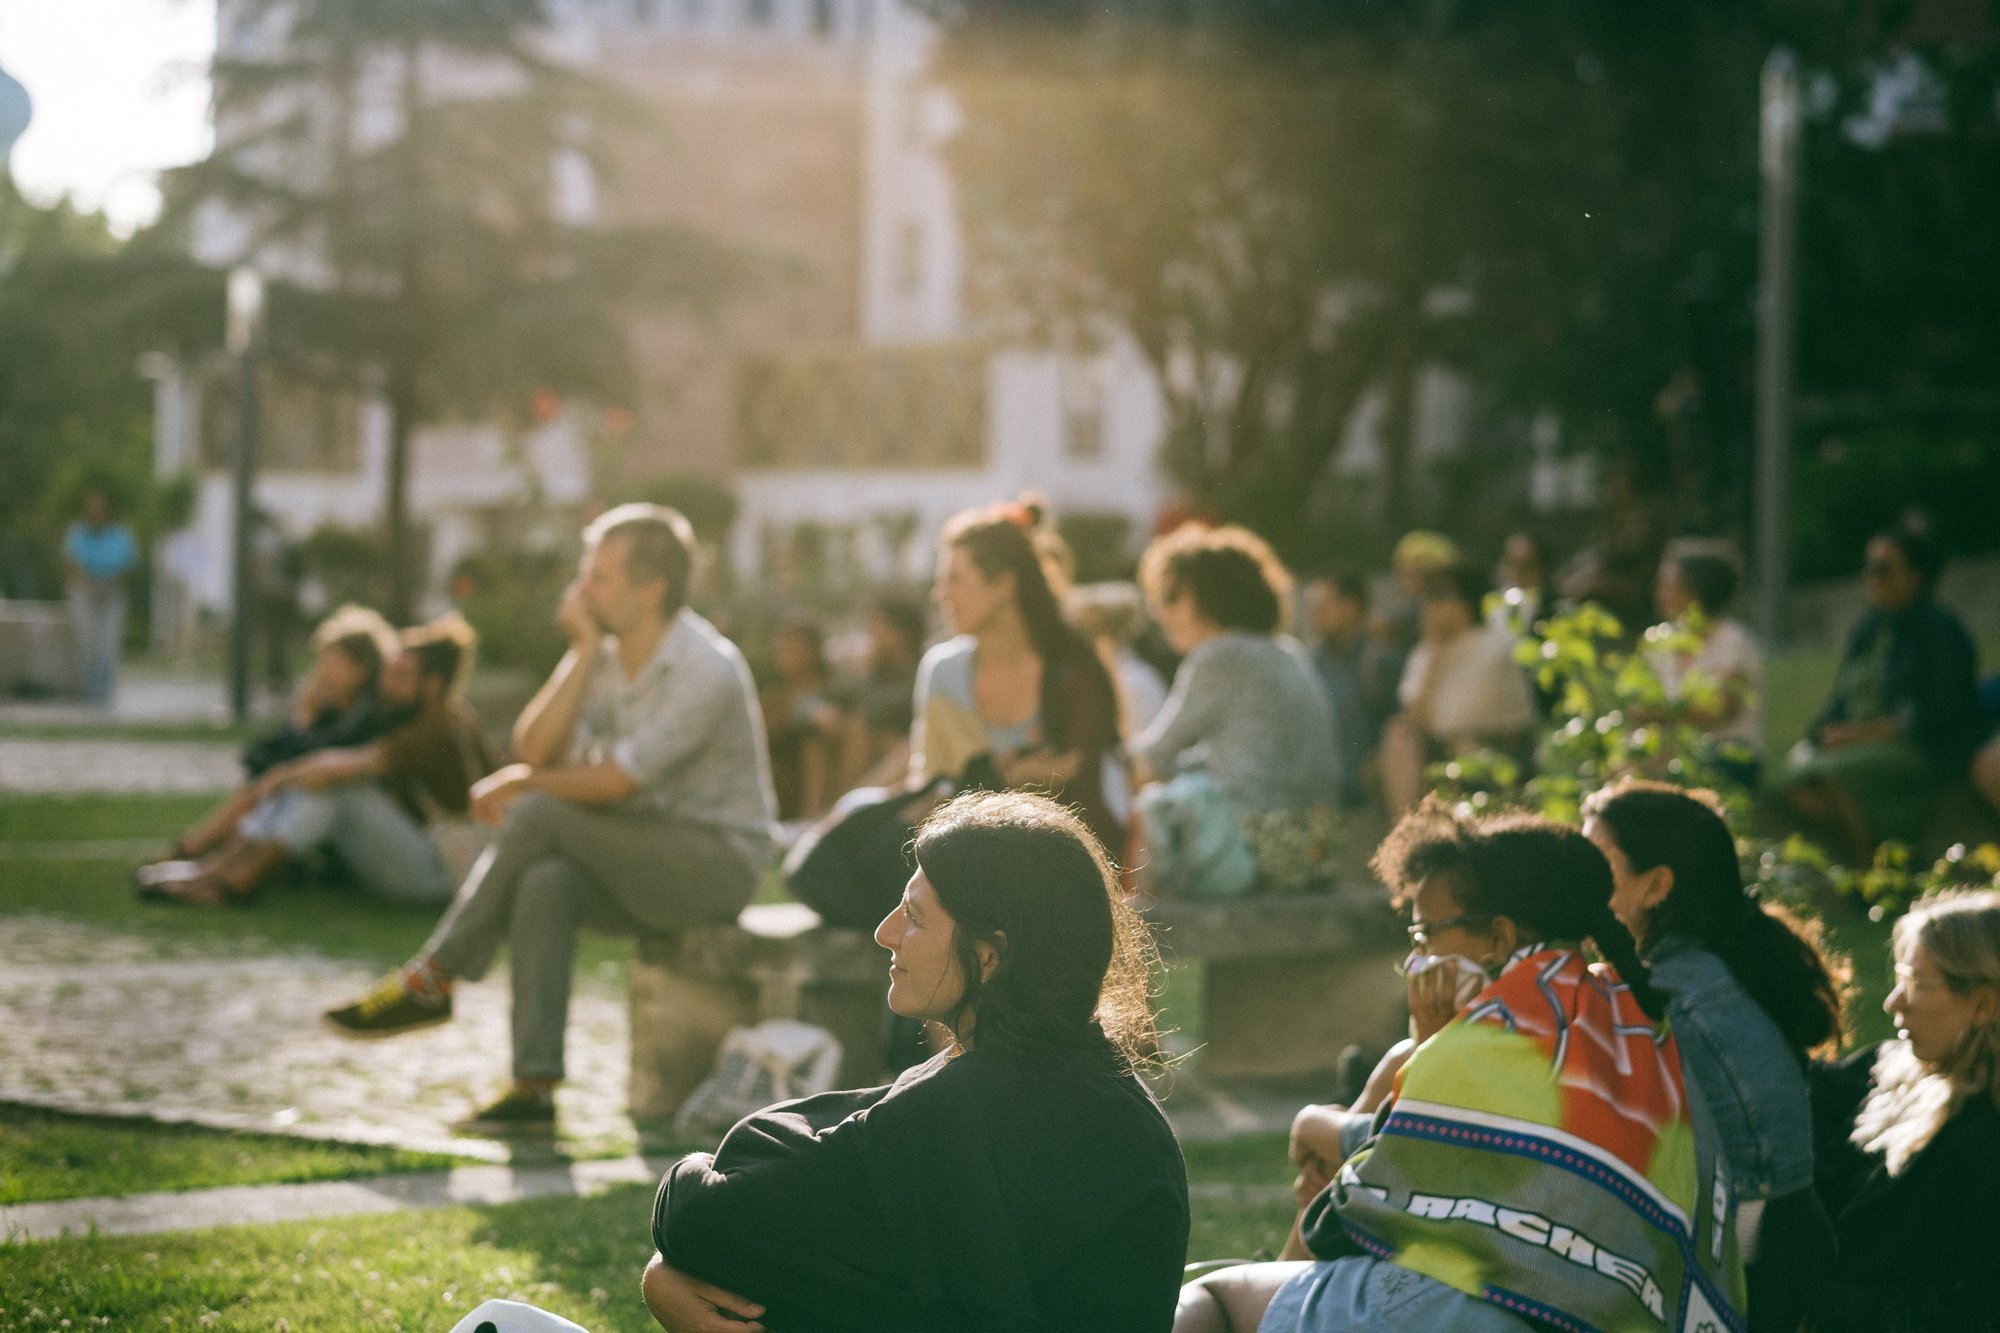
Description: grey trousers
68,585,124,705
238,783,453,905
421,791,759,1082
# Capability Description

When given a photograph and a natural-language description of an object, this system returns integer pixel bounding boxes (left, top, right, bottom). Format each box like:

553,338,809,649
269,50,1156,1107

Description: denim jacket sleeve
1651,938,1815,1200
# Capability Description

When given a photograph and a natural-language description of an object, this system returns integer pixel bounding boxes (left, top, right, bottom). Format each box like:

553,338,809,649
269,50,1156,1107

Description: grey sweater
1132,632,1340,815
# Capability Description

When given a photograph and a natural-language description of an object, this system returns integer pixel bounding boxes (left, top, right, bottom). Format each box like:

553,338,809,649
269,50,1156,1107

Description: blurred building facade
152,0,1169,625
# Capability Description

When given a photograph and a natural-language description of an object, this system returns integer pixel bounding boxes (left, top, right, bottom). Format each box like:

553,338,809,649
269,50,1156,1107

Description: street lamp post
1754,48,1801,650
226,266,265,723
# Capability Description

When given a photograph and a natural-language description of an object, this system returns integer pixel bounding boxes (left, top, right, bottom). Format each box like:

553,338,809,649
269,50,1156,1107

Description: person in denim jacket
1585,780,1847,1331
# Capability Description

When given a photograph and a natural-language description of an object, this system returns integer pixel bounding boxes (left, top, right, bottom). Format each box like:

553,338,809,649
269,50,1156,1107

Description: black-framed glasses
1406,913,1493,949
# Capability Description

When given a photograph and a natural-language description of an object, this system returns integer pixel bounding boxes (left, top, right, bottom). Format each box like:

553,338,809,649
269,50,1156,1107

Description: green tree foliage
934,2,2000,567
0,174,219,600
934,2,1770,565
160,0,751,616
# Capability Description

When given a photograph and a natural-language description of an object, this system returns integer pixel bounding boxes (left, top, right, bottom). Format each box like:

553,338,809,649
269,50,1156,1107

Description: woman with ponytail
1178,799,1743,1333
784,503,1122,942
914,503,1123,853
1804,889,2000,1333
1582,780,1844,1206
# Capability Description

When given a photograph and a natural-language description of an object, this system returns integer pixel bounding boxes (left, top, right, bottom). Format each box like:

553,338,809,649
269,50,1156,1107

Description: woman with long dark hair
1179,800,1743,1333
641,790,1188,1332
1807,889,2000,1331
1583,779,1846,1331
1584,780,1844,1197
914,503,1124,852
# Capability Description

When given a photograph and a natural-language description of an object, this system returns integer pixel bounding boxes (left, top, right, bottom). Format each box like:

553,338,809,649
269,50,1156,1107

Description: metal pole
1754,48,1801,650
226,267,265,722
228,344,260,722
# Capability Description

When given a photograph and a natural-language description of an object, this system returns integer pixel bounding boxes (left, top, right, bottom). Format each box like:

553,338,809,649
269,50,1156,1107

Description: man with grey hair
326,503,777,1129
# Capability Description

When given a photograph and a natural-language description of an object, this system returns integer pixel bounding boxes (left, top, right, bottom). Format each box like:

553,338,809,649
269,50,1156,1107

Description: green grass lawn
0,639,1953,1332
0,793,220,845
0,793,635,974
1,1137,1294,1331
0,1105,461,1206
0,721,263,744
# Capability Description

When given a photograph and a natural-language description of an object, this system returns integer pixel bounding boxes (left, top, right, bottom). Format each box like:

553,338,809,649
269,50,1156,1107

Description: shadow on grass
465,1184,663,1330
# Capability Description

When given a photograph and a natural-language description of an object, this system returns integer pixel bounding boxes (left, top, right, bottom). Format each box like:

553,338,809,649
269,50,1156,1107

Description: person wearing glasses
1776,521,1986,866
1179,799,1743,1333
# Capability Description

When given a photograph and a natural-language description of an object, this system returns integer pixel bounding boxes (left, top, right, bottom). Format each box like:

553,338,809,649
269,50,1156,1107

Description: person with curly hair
1131,524,1340,898
1180,800,1743,1333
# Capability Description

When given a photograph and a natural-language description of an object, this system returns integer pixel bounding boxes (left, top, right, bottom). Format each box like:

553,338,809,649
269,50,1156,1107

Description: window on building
1063,359,1108,462
201,369,362,474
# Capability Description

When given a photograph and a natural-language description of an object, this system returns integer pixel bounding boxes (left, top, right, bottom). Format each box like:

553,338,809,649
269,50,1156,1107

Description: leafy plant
1423,601,1992,923
1425,600,1747,825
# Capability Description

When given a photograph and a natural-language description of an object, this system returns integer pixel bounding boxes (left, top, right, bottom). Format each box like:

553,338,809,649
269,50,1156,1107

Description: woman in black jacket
1778,523,1986,865
643,789,1189,1333
1808,888,2000,1332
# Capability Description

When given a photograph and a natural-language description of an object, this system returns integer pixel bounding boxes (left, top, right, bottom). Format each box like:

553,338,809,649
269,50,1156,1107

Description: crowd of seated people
770,499,2000,915
450,771,2000,1331
169,495,1998,1332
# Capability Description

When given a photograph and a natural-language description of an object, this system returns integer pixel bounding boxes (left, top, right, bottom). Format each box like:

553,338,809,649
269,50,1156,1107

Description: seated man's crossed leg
322,503,778,1129
329,791,755,1125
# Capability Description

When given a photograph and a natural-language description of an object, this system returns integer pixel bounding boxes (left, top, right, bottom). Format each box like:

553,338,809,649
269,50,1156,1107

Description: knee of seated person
515,857,585,910
498,789,565,837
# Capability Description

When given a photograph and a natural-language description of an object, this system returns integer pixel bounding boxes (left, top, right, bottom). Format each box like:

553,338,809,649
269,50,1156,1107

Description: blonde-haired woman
1809,889,2000,1332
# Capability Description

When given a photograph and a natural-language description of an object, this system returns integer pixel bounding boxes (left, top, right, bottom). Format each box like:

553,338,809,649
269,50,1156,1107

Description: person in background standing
1303,571,1402,810
63,484,139,707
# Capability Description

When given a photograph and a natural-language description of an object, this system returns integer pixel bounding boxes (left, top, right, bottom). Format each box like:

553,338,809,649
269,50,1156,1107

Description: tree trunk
1378,317,1421,548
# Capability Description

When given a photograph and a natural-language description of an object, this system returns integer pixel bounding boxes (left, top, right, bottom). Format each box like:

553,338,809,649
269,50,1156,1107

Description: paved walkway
1,726,1304,1241
0,672,256,729
0,737,241,793
0,915,638,1159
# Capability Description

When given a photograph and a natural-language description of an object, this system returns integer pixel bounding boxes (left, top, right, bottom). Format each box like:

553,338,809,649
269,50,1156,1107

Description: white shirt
1653,617,1763,753
1399,624,1537,746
